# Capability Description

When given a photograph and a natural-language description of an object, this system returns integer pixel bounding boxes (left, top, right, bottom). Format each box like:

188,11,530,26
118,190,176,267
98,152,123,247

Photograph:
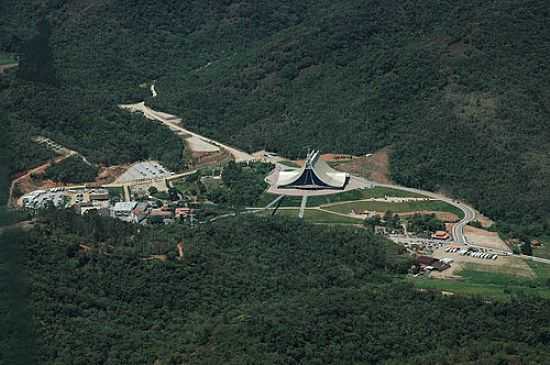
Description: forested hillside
2,213,550,364
1,1,550,233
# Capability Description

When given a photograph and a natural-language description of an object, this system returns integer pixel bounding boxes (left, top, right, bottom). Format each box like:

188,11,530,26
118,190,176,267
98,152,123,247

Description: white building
110,202,138,222
275,150,349,190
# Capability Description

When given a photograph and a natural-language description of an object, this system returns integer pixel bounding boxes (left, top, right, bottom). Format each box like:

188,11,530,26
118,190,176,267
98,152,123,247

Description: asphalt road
372,182,477,245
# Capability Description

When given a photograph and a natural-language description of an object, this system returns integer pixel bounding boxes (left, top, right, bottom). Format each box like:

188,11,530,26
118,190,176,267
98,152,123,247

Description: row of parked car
445,247,498,260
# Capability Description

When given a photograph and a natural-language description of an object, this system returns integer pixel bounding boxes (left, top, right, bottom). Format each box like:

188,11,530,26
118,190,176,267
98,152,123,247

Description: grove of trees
2,1,550,236
1,210,550,364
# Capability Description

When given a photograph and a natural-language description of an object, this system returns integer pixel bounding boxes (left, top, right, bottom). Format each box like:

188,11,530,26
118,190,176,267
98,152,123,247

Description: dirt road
119,102,254,163
7,154,73,208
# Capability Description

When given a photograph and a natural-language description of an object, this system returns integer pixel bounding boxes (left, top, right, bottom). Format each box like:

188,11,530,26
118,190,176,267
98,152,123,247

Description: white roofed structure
275,150,349,190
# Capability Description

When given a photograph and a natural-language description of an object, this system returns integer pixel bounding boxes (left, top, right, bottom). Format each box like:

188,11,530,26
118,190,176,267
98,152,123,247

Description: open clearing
464,225,510,252
411,258,550,301
259,208,362,224
329,147,393,184
533,242,550,260
185,136,220,153
0,53,16,65
115,161,173,183
256,186,426,208
430,246,534,278
323,200,464,219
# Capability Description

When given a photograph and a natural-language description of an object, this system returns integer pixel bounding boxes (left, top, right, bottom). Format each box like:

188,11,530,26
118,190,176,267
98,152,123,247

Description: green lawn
171,179,192,194
0,53,16,65
410,261,550,301
324,200,464,219
528,261,550,282
532,240,550,260
106,187,124,200
255,193,304,208
256,187,426,208
259,208,362,224
411,278,512,300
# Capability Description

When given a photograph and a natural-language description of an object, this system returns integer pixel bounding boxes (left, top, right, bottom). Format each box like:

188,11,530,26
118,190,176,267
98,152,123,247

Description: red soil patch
16,175,59,197
329,147,393,184
191,150,231,168
95,165,128,185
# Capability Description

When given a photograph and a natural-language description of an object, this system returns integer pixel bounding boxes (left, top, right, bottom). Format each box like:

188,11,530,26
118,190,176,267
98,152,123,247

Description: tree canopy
1,211,549,364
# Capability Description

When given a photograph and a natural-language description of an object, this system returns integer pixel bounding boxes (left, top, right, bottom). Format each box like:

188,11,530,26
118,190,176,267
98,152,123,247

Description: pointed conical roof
276,150,348,189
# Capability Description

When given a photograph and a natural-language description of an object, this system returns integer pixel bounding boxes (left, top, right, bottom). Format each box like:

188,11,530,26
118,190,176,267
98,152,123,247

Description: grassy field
0,53,16,65
256,187,426,208
278,160,300,168
259,208,362,225
324,200,464,219
528,261,550,282
171,179,192,194
106,187,124,200
532,240,550,260
255,194,304,208
411,261,550,301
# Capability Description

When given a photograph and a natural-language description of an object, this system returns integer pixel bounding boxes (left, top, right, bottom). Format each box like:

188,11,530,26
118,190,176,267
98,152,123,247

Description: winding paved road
371,183,477,245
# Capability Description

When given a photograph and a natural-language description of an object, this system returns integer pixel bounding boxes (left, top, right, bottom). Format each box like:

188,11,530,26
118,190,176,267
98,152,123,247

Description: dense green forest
1,211,549,364
43,155,99,183
1,1,549,235
3,4,550,363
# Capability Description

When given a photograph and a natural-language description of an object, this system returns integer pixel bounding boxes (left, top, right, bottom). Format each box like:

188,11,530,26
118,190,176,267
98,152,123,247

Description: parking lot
116,161,174,183
431,246,535,279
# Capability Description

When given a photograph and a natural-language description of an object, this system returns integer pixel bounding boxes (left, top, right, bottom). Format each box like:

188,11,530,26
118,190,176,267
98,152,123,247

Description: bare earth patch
0,63,18,74
464,226,510,252
476,212,495,228
329,147,393,184
96,165,128,185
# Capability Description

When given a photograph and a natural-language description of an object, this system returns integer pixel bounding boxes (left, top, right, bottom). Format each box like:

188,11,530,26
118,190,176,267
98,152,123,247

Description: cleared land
431,246,533,278
329,148,393,184
115,161,173,183
0,53,16,65
532,238,550,260
256,186,425,208
185,136,220,153
105,187,124,200
323,200,464,219
464,225,510,252
260,208,362,224
411,260,550,301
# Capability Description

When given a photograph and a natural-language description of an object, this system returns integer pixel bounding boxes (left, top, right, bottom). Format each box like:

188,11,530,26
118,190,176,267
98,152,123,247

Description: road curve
118,98,475,243
372,182,477,245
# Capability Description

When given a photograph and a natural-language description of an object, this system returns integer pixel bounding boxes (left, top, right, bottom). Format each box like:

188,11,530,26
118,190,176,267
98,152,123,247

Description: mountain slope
4,213,550,364
1,1,549,233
